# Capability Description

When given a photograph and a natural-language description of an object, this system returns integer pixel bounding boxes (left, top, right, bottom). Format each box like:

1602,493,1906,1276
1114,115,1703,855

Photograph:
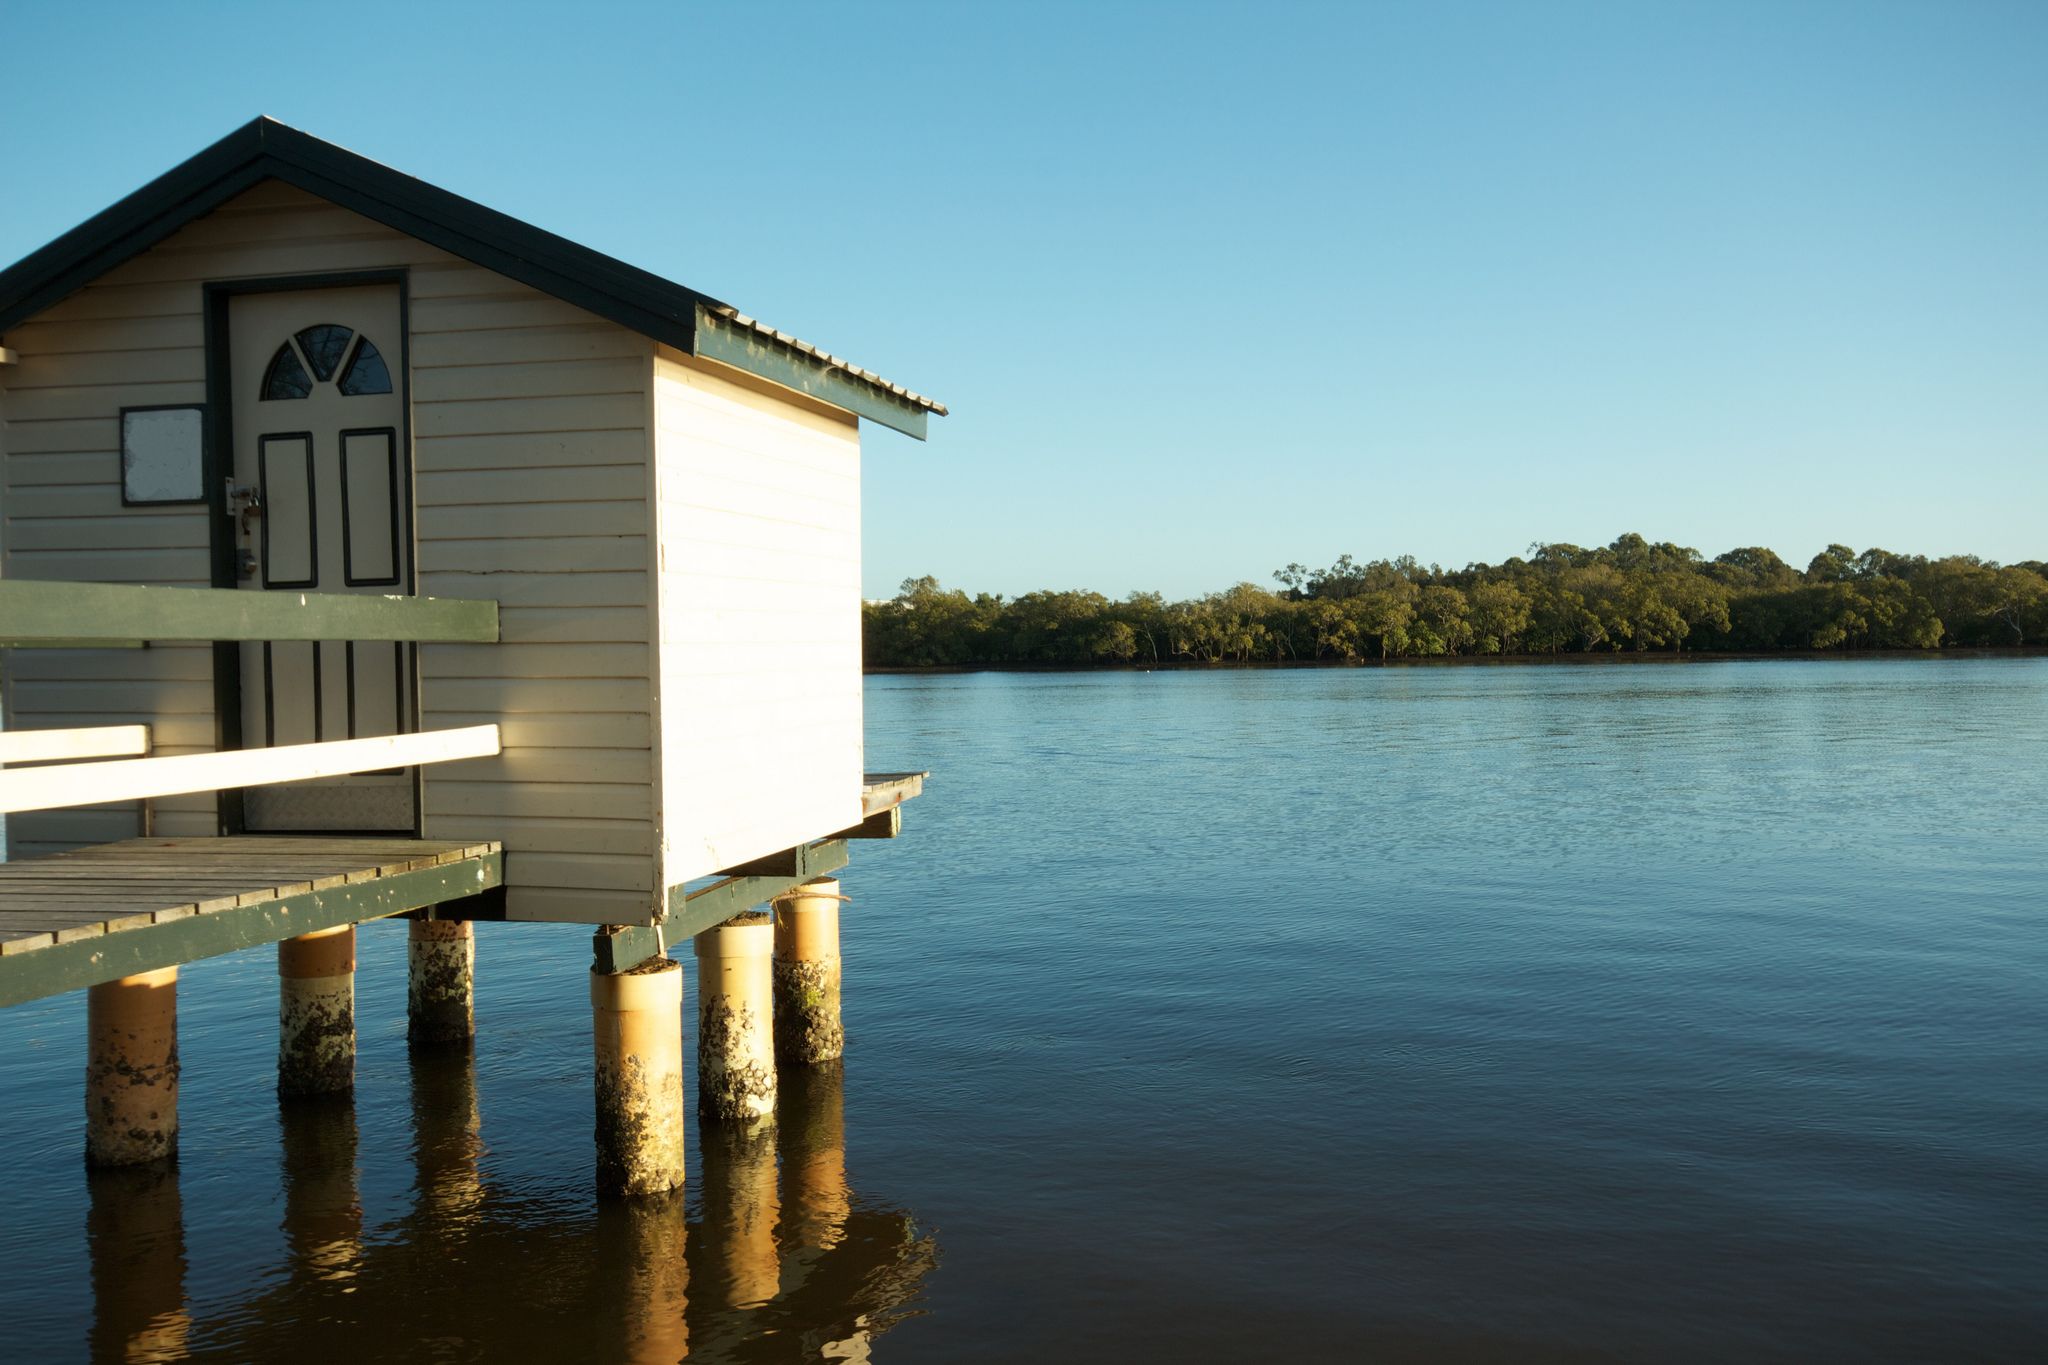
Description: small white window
121,405,206,505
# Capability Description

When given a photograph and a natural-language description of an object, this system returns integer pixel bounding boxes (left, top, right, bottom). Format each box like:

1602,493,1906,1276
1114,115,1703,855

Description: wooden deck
0,837,503,1007
0,776,923,1004
861,771,925,817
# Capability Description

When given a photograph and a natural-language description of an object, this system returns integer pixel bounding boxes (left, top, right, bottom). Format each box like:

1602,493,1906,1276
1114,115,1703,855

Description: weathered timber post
85,966,181,1166
278,925,355,1096
772,878,844,1065
407,917,475,1046
699,1118,782,1310
86,1163,190,1360
591,955,687,1197
695,911,777,1123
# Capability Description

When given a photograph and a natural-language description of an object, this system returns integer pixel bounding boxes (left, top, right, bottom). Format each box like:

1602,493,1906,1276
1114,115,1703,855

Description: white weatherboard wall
0,211,220,853
651,352,864,886
0,182,664,924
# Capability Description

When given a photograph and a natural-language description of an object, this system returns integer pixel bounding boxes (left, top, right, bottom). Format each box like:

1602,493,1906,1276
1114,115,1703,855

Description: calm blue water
1,659,2043,1361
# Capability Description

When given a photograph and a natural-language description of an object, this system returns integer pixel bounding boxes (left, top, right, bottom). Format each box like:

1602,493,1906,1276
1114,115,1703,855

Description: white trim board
0,726,499,814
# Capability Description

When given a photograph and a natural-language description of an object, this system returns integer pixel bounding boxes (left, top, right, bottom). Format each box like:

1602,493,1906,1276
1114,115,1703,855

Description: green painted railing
0,580,499,645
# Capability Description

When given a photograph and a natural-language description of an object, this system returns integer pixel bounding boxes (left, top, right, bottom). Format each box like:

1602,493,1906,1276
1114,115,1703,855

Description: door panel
228,284,415,832
258,433,317,587
340,429,400,585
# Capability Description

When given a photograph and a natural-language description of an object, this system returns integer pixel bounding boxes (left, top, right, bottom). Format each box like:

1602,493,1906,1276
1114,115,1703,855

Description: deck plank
0,836,505,1007
0,932,57,956
860,770,926,817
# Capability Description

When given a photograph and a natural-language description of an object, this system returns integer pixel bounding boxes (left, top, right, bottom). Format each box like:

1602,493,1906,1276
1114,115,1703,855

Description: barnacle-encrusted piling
407,917,475,1046
85,966,180,1166
772,878,844,1065
591,955,687,1197
695,912,777,1123
278,925,355,1097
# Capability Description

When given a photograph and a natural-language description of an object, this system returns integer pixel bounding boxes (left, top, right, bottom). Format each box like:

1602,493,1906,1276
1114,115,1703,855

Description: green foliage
1467,580,1531,655
866,538,2048,667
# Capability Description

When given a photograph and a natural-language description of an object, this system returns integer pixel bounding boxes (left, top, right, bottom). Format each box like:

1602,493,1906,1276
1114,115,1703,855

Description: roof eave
0,118,947,432
0,118,272,336
694,307,940,441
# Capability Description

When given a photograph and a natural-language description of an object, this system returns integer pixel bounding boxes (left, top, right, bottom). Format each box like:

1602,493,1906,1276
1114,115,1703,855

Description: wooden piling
278,925,355,1097
407,918,475,1046
85,966,180,1166
695,912,777,1123
591,956,687,1197
772,878,844,1064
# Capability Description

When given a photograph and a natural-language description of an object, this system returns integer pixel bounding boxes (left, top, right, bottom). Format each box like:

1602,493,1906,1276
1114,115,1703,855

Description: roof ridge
0,119,944,436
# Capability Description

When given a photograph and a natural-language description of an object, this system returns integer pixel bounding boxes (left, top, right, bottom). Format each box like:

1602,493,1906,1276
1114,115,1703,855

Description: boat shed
0,117,944,927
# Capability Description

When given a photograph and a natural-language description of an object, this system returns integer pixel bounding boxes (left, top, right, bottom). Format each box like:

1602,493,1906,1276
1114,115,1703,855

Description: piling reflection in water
89,1054,937,1361
85,1164,190,1363
408,1043,484,1226
597,1195,691,1365
690,1061,938,1363
279,1096,363,1285
779,1062,852,1259
699,1118,783,1313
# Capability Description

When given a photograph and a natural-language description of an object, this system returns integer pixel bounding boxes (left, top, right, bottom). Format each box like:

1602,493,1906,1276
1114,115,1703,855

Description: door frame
202,268,420,835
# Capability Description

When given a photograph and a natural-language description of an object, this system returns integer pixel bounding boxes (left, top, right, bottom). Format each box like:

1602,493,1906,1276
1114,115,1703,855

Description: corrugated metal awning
706,306,948,417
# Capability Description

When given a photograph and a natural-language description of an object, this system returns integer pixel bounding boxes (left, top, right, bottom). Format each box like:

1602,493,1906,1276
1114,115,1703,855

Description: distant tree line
863,535,2048,668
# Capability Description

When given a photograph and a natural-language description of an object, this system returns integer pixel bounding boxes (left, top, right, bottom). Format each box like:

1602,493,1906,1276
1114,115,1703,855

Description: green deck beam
0,639,145,649
836,806,902,840
662,838,850,946
0,580,499,645
0,851,502,1008
591,924,665,975
694,307,930,441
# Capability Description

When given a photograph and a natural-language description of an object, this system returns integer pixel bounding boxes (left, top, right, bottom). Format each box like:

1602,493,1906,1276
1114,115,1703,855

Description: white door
229,285,415,831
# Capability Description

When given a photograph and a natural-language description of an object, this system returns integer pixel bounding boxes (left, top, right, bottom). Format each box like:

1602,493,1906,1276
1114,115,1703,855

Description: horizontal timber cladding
425,537,646,574
1,181,665,924
650,351,864,886
416,465,646,506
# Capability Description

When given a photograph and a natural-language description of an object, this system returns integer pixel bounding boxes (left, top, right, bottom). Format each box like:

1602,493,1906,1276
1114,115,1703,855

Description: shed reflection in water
85,1053,937,1362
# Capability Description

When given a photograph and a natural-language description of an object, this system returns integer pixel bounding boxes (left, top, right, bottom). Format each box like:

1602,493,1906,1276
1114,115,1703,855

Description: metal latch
227,480,263,532
227,481,263,579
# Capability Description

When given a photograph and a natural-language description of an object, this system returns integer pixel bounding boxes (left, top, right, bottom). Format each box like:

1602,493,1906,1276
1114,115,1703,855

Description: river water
1,659,2043,1361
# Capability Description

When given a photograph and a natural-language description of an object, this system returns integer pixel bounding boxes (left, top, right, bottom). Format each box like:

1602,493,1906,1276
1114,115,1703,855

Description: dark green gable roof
0,118,942,439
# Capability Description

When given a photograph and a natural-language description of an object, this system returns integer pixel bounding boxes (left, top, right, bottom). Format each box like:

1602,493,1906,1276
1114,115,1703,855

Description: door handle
226,480,263,535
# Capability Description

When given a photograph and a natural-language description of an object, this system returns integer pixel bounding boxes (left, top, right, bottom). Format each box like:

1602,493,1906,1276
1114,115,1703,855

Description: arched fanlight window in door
261,343,313,400
338,335,391,395
260,325,394,400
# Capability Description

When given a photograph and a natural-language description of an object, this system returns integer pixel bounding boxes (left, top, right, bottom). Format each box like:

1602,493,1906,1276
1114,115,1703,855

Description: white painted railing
0,726,501,814
0,725,153,766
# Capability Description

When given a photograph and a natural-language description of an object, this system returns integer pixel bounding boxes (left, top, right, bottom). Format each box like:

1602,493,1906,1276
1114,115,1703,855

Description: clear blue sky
4,0,2043,599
